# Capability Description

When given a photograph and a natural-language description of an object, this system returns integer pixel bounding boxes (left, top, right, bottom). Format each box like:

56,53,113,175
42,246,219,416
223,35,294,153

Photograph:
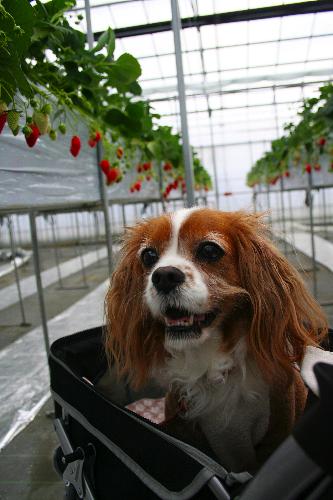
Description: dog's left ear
232,212,327,382
105,226,165,388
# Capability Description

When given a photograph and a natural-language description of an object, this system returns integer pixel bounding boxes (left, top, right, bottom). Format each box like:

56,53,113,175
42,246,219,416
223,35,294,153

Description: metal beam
85,0,114,276
171,0,195,208
91,1,333,40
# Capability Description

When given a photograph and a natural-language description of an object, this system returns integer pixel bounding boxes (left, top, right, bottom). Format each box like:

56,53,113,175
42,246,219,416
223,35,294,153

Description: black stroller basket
49,326,234,500
50,326,333,500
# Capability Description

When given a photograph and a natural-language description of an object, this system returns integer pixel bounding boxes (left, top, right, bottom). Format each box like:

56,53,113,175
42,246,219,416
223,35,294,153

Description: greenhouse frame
0,0,333,498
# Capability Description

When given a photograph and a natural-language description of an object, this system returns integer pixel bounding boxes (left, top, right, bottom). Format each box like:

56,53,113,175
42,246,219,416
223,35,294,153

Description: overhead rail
87,1,333,40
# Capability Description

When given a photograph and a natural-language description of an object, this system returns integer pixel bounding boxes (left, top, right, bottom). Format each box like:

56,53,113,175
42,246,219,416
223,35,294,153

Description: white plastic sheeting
0,279,108,450
0,124,100,210
0,123,160,211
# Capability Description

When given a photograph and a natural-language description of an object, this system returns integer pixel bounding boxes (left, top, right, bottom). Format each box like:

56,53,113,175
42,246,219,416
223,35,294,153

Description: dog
105,207,327,472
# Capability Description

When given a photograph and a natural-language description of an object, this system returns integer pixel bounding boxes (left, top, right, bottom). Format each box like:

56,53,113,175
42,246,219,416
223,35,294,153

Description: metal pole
307,172,318,299
170,0,195,208
253,190,257,213
29,212,50,356
85,0,113,275
287,190,296,249
84,0,94,48
7,216,29,326
121,204,127,227
74,212,88,288
93,211,101,265
50,215,64,288
322,188,328,239
15,215,23,246
279,176,288,255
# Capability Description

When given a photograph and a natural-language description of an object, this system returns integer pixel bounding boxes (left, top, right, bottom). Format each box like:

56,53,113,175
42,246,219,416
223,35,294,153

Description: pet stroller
50,326,333,500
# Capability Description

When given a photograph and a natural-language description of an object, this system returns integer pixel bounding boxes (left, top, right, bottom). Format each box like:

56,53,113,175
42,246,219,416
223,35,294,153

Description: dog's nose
152,266,185,294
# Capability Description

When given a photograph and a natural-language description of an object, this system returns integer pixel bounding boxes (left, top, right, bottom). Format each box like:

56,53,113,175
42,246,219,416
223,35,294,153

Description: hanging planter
247,83,333,189
0,0,211,194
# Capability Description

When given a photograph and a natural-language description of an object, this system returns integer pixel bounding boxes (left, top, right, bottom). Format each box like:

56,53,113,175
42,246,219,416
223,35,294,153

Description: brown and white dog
105,208,327,472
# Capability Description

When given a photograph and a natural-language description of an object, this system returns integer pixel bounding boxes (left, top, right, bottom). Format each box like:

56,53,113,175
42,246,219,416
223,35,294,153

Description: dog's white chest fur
162,337,270,472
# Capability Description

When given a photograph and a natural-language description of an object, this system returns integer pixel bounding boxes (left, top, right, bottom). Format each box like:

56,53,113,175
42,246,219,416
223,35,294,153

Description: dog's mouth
163,307,216,336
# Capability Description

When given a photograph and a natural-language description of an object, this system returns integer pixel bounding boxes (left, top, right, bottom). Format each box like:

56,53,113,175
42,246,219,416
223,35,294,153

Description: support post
7,216,29,326
85,0,113,275
50,215,64,288
171,0,195,208
29,211,50,356
307,172,318,299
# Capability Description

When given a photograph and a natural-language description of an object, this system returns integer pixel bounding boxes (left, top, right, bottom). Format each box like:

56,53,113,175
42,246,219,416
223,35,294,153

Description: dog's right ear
104,226,165,388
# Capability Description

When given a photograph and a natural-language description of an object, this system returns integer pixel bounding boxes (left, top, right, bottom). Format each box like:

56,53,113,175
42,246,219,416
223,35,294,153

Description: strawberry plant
247,83,333,186
0,0,211,194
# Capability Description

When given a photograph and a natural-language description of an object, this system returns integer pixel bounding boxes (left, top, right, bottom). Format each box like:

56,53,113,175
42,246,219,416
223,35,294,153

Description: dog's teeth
165,315,194,326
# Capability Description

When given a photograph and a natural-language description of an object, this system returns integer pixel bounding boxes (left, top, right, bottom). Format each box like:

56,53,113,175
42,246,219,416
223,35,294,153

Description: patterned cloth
126,397,165,424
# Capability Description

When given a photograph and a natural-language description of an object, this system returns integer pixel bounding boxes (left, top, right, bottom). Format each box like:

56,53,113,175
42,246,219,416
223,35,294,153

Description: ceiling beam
90,0,333,40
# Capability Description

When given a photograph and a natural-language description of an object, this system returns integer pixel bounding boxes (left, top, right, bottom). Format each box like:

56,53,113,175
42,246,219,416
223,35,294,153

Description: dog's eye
141,247,159,267
196,241,225,262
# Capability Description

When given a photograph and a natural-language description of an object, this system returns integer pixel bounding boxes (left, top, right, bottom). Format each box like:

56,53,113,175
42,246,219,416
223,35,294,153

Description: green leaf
108,53,141,88
91,27,115,58
2,0,35,57
128,80,142,96
103,107,128,127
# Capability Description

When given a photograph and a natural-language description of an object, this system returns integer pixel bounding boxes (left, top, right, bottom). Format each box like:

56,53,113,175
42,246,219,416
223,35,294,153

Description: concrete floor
0,399,63,500
0,238,332,500
0,245,110,350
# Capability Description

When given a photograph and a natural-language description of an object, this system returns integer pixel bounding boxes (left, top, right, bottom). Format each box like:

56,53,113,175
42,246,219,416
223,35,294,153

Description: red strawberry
88,138,97,148
317,137,326,147
223,192,232,196
314,163,321,171
329,162,333,171
270,176,280,185
94,131,102,142
134,181,141,191
99,159,110,174
137,164,142,173
204,186,209,192
0,112,7,134
305,163,312,174
143,162,151,171
146,175,152,181
130,186,135,193
116,146,123,159
70,135,81,157
25,123,40,148
163,162,172,171
284,171,290,177
107,167,119,184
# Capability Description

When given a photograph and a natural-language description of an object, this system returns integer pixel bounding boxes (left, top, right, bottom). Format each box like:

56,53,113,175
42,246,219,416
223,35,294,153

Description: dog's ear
105,226,165,388
231,212,327,382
